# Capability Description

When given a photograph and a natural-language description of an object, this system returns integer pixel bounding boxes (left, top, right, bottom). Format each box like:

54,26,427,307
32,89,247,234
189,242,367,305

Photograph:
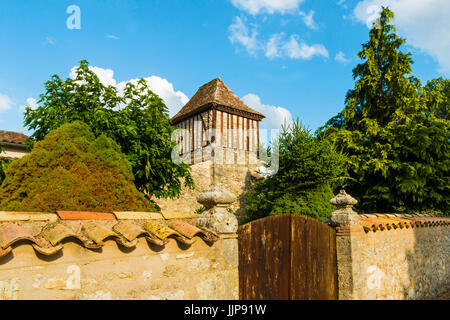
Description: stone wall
155,160,213,215
155,153,260,221
331,190,450,300
0,237,238,300
212,162,260,221
348,224,449,300
0,211,239,300
3,191,447,301
0,145,29,159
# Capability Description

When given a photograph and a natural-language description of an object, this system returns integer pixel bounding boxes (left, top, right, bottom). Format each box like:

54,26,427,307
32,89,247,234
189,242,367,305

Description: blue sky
0,0,448,135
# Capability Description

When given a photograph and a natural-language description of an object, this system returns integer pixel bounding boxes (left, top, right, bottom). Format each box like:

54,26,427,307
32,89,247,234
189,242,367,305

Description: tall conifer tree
321,7,449,213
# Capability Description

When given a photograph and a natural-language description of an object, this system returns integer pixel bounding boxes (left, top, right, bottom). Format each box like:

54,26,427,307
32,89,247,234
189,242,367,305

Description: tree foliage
424,77,449,121
24,60,193,198
320,7,449,214
0,121,156,212
0,146,10,184
243,120,347,223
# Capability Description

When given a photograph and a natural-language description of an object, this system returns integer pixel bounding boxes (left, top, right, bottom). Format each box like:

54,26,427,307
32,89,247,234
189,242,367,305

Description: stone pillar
330,190,364,300
196,183,237,234
196,182,240,299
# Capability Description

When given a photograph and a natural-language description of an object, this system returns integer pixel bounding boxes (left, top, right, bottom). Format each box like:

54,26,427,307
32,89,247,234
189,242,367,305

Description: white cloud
231,0,304,15
20,97,39,112
70,66,117,87
231,0,316,29
354,0,450,74
229,16,261,55
283,35,329,59
335,51,351,64
117,77,188,117
265,33,284,58
230,18,328,60
70,65,188,117
337,0,348,9
106,34,120,40
45,36,55,45
89,66,117,87
299,10,317,30
242,93,292,130
0,94,13,113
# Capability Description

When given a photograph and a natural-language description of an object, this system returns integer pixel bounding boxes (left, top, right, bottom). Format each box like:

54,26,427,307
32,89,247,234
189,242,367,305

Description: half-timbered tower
172,78,265,164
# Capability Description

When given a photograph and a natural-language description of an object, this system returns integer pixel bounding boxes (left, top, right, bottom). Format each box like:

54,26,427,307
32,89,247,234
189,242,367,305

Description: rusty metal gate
238,214,338,300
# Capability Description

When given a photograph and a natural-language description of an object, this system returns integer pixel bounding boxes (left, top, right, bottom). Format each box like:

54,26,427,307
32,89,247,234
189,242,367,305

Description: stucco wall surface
0,145,29,159
347,225,450,300
0,236,238,300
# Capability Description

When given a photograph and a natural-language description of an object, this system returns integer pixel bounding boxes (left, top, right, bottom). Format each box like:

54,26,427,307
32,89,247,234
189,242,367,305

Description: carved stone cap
197,183,236,209
330,190,360,227
330,189,358,209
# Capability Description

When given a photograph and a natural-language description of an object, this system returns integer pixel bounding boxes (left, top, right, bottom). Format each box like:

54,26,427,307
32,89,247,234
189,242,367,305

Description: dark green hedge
0,121,156,212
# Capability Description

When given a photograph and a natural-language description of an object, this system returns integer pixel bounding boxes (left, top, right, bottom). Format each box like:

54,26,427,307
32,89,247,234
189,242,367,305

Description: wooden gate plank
262,215,290,299
239,214,337,300
317,221,328,299
307,216,318,299
328,224,338,299
238,215,291,300
290,215,305,299
238,223,250,299
289,215,337,300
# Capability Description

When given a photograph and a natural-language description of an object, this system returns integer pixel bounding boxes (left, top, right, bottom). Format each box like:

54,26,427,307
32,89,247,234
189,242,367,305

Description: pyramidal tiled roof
171,78,265,123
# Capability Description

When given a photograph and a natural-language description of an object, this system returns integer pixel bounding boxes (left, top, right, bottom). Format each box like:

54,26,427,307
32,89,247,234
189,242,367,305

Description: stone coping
358,213,450,233
0,210,197,222
0,210,218,260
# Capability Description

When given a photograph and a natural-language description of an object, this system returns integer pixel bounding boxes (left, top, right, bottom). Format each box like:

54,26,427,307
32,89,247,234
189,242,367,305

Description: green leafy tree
0,121,156,212
320,7,449,214
24,60,193,198
243,120,346,223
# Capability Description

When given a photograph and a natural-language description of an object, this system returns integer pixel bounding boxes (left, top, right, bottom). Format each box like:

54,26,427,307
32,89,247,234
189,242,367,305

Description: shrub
243,120,346,223
0,121,156,212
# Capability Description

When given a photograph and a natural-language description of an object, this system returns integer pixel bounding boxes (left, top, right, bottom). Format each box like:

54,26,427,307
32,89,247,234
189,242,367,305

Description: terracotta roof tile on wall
0,211,219,259
57,211,116,220
171,78,265,123
358,214,450,233
0,130,29,145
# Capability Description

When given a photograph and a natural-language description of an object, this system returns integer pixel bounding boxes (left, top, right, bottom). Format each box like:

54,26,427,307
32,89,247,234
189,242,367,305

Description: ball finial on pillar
330,189,360,227
197,183,237,233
